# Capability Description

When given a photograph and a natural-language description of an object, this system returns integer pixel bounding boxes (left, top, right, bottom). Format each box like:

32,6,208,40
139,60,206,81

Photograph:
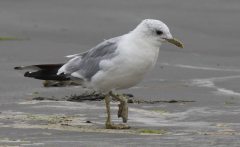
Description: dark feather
33,63,65,70
15,63,70,81
24,68,70,81
14,63,65,70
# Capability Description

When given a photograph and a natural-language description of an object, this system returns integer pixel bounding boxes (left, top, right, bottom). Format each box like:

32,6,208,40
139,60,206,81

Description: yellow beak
165,38,184,49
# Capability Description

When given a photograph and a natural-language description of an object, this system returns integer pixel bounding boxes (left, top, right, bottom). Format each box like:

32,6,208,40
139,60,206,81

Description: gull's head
133,19,183,48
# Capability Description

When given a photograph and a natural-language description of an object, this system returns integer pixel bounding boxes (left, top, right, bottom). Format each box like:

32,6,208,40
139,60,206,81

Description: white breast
90,33,160,92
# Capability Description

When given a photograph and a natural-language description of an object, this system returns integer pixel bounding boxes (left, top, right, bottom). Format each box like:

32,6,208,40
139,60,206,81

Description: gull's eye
156,30,163,35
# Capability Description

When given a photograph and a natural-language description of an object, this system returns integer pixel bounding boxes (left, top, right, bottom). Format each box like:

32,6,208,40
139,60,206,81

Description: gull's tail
14,63,70,81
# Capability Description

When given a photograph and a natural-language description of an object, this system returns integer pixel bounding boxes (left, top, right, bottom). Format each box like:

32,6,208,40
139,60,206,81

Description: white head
133,19,183,48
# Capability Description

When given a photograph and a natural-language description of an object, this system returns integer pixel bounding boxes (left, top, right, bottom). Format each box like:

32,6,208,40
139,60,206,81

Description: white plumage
58,19,175,92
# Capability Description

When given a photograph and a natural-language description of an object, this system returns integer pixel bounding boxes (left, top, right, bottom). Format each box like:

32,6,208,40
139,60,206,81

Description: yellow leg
104,92,130,129
109,91,128,123
105,94,112,125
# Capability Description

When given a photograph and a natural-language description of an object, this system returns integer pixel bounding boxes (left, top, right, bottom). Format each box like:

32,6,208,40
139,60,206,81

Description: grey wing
58,36,122,80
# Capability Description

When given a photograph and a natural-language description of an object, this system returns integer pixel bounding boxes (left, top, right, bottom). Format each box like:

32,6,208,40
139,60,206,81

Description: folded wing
14,36,122,82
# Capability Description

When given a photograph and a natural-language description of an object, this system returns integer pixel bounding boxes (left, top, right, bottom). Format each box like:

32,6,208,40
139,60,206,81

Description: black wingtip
23,70,70,81
14,66,22,70
24,71,30,77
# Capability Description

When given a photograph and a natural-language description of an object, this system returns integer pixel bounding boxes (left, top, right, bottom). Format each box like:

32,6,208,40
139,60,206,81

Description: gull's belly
91,46,159,92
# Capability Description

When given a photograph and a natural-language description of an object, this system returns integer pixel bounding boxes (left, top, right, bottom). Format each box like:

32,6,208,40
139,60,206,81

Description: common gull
15,19,183,128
